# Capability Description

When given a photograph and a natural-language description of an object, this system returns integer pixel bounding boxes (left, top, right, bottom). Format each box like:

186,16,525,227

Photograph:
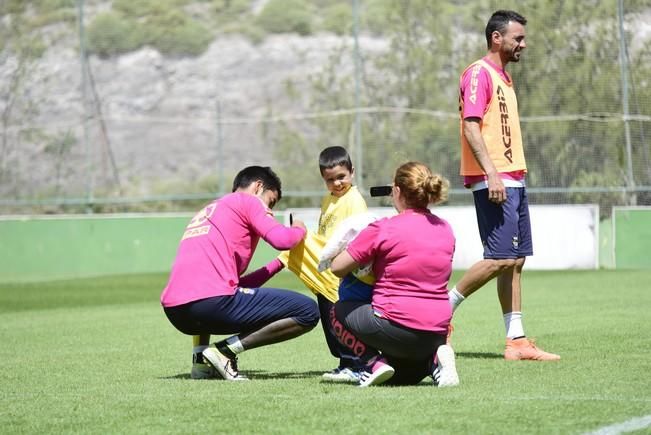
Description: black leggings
317,294,364,369
333,300,447,385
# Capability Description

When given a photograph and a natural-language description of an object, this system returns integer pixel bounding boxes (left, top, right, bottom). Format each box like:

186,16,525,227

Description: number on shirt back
182,204,216,240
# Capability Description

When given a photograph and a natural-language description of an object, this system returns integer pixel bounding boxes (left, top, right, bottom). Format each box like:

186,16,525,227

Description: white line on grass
503,395,651,403
583,414,651,435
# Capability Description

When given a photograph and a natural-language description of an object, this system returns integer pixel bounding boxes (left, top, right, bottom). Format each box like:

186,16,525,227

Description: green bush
34,0,75,13
0,0,75,29
152,20,213,56
212,0,251,15
87,12,140,57
221,22,266,44
16,35,47,59
256,0,312,36
1,23,47,58
363,0,391,35
321,3,351,35
87,8,213,58
29,8,77,27
213,0,253,27
313,0,345,7
145,10,213,56
113,0,191,18
0,0,27,15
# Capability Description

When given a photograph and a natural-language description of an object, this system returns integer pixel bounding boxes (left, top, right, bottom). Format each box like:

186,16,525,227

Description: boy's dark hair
318,146,353,174
232,166,282,200
485,10,527,49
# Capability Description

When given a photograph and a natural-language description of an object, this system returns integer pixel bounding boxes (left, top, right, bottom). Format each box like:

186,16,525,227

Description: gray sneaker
322,367,361,384
202,346,248,381
191,362,219,379
432,344,459,388
191,352,218,379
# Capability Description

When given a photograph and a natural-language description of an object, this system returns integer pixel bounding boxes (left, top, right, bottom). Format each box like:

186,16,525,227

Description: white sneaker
432,344,459,388
322,367,361,384
358,357,395,388
202,346,248,381
191,362,218,380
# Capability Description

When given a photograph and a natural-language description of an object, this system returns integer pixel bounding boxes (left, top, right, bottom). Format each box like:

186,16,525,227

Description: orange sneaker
504,337,560,361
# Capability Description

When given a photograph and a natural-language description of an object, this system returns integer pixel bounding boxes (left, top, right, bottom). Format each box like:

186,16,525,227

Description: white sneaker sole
436,344,459,388
322,369,360,384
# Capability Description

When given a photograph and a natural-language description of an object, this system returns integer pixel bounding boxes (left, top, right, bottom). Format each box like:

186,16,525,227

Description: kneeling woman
330,161,459,387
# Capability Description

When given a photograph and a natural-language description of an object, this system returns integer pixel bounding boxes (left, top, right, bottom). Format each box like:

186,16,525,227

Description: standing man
450,10,559,361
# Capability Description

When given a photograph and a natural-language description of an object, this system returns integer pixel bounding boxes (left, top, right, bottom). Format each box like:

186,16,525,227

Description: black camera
370,185,392,197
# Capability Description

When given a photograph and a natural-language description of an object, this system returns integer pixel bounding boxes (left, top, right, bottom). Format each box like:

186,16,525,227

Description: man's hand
487,172,506,204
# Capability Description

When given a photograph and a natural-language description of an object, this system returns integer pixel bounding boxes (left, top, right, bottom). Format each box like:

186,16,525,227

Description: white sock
448,287,465,312
193,345,208,354
504,312,525,339
225,335,245,354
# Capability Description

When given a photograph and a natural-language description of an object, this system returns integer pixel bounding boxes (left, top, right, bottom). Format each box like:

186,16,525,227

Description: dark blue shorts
472,187,533,259
163,287,319,336
338,274,373,302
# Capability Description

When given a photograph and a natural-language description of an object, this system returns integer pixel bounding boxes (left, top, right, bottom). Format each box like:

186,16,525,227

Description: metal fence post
77,0,93,212
352,0,363,191
216,99,224,196
617,0,636,205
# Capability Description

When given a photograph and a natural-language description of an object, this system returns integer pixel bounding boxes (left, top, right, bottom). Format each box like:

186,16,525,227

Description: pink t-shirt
346,209,455,333
161,192,303,307
460,57,525,186
460,57,511,120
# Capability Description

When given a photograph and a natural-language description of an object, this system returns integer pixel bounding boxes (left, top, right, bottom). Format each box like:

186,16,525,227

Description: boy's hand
291,219,307,232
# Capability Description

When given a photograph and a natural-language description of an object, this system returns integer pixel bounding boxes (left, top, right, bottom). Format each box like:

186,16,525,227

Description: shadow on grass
457,351,503,359
160,370,325,381
244,370,326,380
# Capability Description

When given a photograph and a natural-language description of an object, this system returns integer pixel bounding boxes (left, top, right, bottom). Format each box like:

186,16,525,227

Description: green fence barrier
0,214,277,282
613,207,651,269
2,208,646,282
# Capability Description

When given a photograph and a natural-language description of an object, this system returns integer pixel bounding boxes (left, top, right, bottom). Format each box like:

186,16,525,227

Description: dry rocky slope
2,7,650,199
1,30,388,198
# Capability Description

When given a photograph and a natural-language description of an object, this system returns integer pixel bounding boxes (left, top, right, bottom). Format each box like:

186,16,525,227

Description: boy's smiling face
321,164,354,198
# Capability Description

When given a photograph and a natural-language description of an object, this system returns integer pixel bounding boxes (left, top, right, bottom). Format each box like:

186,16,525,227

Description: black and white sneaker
358,356,395,388
432,344,459,388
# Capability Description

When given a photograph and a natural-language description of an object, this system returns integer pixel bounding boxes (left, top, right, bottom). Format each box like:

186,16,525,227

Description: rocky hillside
2,2,650,206
1,27,389,200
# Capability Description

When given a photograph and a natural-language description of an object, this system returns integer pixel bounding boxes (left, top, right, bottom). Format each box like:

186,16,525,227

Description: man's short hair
318,146,353,174
232,166,282,200
485,10,527,49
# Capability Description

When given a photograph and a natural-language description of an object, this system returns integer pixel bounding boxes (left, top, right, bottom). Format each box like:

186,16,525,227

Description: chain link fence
0,0,650,215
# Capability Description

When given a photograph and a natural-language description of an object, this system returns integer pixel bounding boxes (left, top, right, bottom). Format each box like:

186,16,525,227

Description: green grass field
1,270,650,434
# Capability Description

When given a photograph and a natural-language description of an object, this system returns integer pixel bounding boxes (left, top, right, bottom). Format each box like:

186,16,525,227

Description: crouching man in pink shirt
161,166,319,381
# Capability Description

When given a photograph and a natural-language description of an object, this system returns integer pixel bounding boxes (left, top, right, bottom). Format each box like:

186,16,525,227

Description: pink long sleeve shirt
161,192,304,307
